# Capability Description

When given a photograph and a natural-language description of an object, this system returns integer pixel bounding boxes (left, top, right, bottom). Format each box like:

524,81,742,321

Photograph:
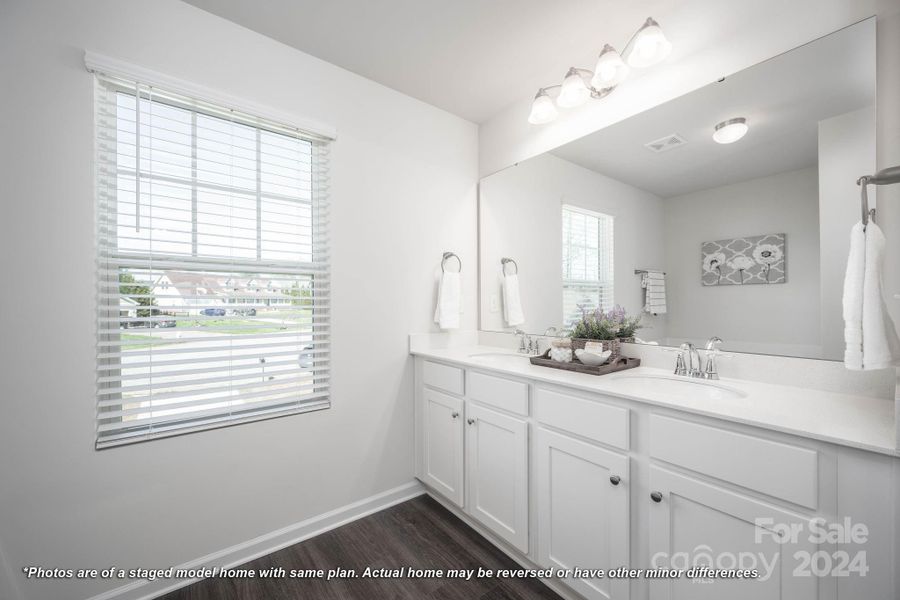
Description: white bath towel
433,271,461,330
843,221,900,370
502,273,525,327
842,222,865,369
861,223,900,369
641,271,667,315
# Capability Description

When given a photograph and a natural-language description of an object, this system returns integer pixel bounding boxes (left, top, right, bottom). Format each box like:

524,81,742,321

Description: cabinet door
421,388,465,507
466,402,529,553
648,466,818,600
536,428,630,600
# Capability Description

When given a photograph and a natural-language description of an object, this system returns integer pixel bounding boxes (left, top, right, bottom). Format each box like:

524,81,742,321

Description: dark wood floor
160,494,562,600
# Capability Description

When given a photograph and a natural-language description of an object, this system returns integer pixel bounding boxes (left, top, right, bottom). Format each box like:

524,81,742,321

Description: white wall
662,167,823,357
479,153,667,338
0,2,477,600
819,106,878,360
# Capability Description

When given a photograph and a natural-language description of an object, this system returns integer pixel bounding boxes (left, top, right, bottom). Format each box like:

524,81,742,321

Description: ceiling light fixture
712,117,749,144
527,17,672,125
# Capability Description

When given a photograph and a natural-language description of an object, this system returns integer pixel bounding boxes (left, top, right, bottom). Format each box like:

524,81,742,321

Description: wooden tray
529,350,641,376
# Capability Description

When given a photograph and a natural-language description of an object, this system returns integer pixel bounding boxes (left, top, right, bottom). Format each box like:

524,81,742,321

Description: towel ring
501,257,518,275
857,176,876,227
856,165,900,228
441,252,462,273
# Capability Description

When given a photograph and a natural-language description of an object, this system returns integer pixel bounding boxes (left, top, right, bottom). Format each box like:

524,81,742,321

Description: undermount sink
607,374,748,401
467,352,529,365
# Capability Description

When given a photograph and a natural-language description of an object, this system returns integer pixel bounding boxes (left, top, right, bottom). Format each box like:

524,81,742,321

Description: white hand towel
842,222,865,369
502,273,525,327
642,270,667,315
433,271,461,330
861,222,900,369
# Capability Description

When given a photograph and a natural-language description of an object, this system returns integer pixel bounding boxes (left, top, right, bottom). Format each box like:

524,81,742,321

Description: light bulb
591,44,629,89
528,89,558,124
627,17,672,68
557,68,590,108
713,118,749,144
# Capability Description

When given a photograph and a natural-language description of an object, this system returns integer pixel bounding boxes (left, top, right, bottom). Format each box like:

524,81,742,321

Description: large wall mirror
479,19,875,360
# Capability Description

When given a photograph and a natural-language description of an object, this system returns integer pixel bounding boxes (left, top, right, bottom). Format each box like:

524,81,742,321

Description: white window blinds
562,205,614,326
94,74,331,448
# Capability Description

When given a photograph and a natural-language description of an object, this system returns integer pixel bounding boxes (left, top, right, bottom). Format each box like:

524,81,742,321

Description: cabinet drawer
468,371,529,416
534,387,629,450
649,415,818,509
422,360,464,396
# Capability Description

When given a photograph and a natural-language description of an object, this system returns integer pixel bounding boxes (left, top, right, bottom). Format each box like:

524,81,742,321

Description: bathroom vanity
412,16,899,600
411,341,898,600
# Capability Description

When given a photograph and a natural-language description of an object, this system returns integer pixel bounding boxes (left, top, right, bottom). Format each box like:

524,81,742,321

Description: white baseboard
87,480,425,600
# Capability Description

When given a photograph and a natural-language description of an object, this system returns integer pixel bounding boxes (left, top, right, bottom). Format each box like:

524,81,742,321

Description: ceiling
181,0,780,123
549,21,875,198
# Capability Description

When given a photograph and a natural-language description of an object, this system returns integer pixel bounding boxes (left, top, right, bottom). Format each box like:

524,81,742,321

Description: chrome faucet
673,352,687,376
679,342,703,378
514,329,528,353
703,337,724,380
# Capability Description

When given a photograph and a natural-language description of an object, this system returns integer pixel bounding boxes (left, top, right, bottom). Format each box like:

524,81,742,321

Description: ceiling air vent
644,133,687,153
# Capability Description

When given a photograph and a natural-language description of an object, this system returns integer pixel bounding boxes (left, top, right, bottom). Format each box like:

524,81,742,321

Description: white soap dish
574,348,612,366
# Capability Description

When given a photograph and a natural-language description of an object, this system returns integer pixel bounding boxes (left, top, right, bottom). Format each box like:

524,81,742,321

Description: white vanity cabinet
414,355,897,600
420,387,465,507
533,385,632,600
466,401,529,552
647,466,818,600
536,427,630,600
416,361,530,552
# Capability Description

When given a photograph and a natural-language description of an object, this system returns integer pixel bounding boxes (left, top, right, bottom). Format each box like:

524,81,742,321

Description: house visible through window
562,205,614,326
94,74,331,448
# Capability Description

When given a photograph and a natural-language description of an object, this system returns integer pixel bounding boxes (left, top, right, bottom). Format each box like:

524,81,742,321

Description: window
94,74,331,448
561,205,614,326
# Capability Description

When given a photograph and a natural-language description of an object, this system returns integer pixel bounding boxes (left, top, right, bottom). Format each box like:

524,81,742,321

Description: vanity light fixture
527,89,559,124
557,67,592,108
713,117,749,144
625,17,673,68
592,44,630,89
527,17,672,125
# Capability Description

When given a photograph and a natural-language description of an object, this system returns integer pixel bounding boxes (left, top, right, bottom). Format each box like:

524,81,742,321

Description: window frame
561,204,615,326
94,73,333,449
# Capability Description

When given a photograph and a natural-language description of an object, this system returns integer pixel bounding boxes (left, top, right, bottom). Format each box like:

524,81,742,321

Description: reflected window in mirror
562,205,614,327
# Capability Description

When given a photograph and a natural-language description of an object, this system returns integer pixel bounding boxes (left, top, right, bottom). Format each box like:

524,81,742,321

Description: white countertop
412,344,898,457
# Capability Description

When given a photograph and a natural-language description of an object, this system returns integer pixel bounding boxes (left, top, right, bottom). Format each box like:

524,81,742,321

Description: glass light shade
591,45,629,89
528,90,558,124
627,18,672,68
713,118,749,144
556,68,590,108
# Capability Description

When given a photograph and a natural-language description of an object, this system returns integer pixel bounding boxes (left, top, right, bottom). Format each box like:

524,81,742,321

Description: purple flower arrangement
570,304,643,341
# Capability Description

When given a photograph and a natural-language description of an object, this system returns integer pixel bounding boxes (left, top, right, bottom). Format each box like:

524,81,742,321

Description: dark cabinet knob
467,418,476,425
650,491,663,503
609,475,621,486
451,411,459,419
